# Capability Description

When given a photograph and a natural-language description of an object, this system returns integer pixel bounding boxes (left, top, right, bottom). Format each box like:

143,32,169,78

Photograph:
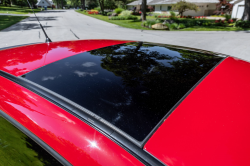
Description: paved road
1,10,250,61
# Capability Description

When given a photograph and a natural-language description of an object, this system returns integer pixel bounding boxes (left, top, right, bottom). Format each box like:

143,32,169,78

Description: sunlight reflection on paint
87,140,100,150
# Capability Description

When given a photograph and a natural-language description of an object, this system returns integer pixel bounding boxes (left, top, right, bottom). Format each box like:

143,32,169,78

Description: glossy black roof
22,42,224,142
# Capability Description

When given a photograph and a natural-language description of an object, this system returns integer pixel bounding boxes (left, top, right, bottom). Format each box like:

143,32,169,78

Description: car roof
17,41,224,145
2,39,247,166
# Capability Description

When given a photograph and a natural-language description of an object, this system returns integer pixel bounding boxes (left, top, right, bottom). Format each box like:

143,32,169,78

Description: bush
109,15,138,20
202,21,212,26
170,23,178,29
94,7,101,12
120,10,132,17
114,8,124,14
107,12,113,16
225,14,231,21
143,19,157,28
234,20,250,28
165,23,171,29
170,11,176,17
88,10,99,14
178,23,186,29
102,11,108,16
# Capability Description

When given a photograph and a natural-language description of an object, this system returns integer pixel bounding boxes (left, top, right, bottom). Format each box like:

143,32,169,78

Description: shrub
170,11,176,17
114,8,124,14
225,14,231,21
165,23,171,29
234,20,250,28
178,23,186,29
88,10,99,14
94,7,101,12
126,15,138,20
170,23,178,29
102,11,108,16
185,21,194,27
202,21,212,26
195,20,202,26
144,19,157,28
109,15,138,20
107,12,113,16
120,10,132,17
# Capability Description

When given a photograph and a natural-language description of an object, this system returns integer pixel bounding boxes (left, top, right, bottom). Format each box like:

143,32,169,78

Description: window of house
168,6,172,11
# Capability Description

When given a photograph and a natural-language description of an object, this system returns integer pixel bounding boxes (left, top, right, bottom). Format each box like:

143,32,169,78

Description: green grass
0,116,48,165
76,10,250,31
0,5,41,14
76,10,155,30
0,15,28,31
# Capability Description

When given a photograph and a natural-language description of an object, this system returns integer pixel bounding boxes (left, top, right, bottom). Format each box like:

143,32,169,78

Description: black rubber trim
141,54,228,146
0,109,72,166
0,42,43,50
0,70,164,166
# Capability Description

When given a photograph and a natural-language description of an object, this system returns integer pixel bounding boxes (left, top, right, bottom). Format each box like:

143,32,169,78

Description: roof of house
127,0,154,5
36,0,53,6
128,0,218,5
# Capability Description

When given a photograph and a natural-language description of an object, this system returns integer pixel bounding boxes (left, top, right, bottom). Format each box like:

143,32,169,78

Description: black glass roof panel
22,42,224,141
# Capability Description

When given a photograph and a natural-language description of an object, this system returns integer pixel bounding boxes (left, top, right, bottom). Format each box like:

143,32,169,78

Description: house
127,0,154,11
230,0,244,19
36,0,53,7
127,0,219,16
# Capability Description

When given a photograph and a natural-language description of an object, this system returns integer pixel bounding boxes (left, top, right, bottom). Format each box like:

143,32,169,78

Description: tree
213,0,233,15
242,0,250,21
86,0,98,9
98,0,105,13
104,0,117,9
81,0,85,10
172,1,199,17
141,0,146,21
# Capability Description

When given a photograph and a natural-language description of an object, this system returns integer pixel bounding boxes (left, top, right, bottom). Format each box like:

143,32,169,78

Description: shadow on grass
0,16,55,31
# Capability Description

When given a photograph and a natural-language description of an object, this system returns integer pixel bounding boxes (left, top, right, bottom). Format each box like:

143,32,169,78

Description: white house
231,0,244,19
127,0,154,11
127,0,219,16
36,0,53,7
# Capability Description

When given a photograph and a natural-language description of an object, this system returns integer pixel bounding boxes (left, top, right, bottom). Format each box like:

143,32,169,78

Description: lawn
0,15,28,31
76,10,155,30
76,10,250,31
0,5,41,14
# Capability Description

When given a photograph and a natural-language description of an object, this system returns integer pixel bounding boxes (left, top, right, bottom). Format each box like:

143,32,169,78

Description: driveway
0,10,250,61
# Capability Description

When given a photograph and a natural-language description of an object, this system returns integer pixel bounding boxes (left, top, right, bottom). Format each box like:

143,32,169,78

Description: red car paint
0,75,143,166
144,57,250,166
0,40,132,76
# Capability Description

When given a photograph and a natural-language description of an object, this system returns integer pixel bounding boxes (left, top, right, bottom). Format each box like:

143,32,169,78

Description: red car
0,39,249,166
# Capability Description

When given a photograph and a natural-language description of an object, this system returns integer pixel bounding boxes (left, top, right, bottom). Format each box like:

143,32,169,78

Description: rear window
22,42,224,142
